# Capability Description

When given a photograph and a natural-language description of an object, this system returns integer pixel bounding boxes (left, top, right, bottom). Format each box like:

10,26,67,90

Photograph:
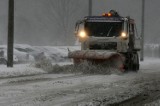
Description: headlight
78,30,87,38
121,32,128,40
121,32,127,38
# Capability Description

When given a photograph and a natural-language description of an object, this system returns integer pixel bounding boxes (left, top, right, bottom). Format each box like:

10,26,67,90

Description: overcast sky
0,0,159,45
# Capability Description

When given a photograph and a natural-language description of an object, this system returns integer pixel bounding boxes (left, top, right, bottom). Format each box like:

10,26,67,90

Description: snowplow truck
68,10,141,72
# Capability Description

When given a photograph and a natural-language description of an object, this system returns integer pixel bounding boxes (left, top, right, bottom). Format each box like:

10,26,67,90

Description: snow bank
1,43,159,64
0,64,46,78
140,58,160,73
0,44,160,64
0,44,80,64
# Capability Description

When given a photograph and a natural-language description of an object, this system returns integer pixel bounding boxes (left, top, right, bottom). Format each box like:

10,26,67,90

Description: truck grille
89,42,117,50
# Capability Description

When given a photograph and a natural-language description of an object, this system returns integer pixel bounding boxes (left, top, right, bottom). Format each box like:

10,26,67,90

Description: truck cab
70,10,141,71
76,11,140,53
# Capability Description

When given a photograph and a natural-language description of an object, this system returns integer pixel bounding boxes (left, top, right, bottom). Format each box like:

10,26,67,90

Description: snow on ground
140,58,160,73
0,44,78,78
0,44,160,105
145,99,160,106
0,44,79,78
0,44,80,63
0,64,46,78
0,58,159,105
0,44,160,79
0,71,138,106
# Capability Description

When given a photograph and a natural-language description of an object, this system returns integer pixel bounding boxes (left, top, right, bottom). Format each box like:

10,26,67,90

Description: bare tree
43,0,87,45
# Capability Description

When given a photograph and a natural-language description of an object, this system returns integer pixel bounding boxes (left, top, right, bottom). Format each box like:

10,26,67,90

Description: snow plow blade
68,50,123,60
68,50,125,71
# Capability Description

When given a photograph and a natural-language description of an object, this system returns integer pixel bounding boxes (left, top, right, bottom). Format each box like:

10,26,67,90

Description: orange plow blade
68,50,122,60
68,50,125,71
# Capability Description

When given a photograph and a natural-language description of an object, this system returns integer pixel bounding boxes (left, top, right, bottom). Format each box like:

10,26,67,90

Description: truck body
68,10,141,71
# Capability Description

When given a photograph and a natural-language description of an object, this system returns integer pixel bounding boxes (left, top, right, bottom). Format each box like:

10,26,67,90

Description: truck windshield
85,22,123,37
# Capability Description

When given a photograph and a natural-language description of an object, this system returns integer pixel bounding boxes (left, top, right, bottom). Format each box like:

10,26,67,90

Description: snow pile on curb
0,44,80,63
0,64,46,78
33,58,74,74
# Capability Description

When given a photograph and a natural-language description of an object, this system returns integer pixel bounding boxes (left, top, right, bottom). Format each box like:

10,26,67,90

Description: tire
123,53,132,71
132,53,139,71
135,53,140,70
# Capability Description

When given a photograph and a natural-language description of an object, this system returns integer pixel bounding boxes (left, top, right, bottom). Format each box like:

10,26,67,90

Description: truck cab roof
84,16,135,24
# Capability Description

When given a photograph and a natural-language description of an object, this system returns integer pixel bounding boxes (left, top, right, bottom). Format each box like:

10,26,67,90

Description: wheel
132,52,139,71
135,53,139,70
124,52,139,72
124,53,133,71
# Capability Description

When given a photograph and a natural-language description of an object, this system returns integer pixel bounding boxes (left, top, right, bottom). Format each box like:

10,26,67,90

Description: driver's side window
129,24,135,35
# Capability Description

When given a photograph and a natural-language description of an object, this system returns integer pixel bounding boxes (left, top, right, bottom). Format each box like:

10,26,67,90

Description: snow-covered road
0,59,160,106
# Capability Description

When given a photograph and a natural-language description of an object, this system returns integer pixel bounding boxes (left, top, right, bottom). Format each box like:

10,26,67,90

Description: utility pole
140,0,145,61
88,0,92,16
7,0,14,67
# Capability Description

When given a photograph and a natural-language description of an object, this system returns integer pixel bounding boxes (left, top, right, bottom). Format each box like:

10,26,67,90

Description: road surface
0,59,160,106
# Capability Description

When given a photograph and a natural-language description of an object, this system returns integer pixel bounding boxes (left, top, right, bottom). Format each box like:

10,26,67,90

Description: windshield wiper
107,27,113,37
